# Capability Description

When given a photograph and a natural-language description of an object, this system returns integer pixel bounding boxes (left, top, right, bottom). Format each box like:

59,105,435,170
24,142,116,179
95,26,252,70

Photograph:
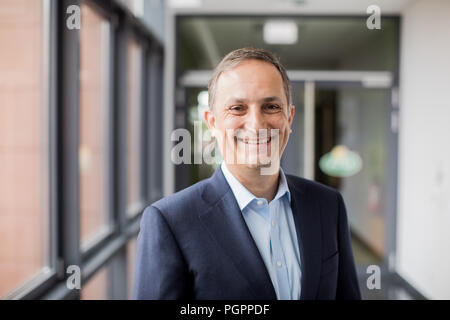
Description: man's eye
266,104,281,111
230,105,244,111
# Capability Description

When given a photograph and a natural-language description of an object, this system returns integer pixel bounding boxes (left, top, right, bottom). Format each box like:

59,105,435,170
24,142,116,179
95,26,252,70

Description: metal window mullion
107,13,129,300
106,11,117,242
156,49,164,200
48,0,58,284
147,46,161,203
114,15,129,233
57,0,81,300
139,40,148,206
163,13,176,196
145,46,153,204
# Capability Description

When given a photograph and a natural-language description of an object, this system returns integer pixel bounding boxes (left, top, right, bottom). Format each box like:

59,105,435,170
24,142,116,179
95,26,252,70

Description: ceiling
170,0,415,14
178,16,399,71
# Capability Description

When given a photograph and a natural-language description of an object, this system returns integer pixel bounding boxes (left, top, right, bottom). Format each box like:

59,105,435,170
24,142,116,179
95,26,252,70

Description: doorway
283,75,397,269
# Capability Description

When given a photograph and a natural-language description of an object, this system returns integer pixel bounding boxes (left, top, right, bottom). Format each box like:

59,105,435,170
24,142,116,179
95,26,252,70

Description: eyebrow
261,96,283,103
224,96,283,105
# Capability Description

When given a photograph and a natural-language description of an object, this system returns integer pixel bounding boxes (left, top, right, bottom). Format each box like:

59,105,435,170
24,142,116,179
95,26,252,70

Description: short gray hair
207,47,292,109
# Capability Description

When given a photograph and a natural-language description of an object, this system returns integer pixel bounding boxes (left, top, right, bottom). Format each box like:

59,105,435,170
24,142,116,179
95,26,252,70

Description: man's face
205,59,295,173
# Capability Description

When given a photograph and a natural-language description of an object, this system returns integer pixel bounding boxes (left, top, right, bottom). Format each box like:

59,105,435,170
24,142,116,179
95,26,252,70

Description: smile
235,136,273,145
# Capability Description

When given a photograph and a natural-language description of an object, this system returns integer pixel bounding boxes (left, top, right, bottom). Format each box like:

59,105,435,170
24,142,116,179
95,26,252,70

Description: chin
244,162,262,169
241,155,273,169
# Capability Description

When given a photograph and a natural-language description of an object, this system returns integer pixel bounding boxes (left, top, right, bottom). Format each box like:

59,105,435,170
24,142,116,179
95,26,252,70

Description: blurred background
0,0,449,300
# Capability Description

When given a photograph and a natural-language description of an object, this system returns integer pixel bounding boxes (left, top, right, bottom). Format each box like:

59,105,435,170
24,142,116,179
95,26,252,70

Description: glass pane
127,237,137,299
175,87,218,190
79,2,111,249
0,0,50,298
81,266,108,300
336,87,388,261
126,37,143,215
315,86,389,263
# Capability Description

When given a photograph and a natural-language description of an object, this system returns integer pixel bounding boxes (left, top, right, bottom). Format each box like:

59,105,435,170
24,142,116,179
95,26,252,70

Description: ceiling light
263,20,298,45
168,0,202,9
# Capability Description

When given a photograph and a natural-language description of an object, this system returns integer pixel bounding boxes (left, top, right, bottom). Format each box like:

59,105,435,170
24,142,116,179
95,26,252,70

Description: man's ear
288,104,295,132
204,108,216,137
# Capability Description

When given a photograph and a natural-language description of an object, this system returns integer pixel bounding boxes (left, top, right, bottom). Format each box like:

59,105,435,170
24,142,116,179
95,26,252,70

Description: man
133,48,361,300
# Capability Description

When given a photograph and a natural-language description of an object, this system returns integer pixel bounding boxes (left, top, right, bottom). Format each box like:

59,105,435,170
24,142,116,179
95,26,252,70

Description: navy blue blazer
133,167,361,300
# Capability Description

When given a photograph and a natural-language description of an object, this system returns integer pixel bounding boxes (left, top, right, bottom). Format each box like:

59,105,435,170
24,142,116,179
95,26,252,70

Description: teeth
237,137,271,144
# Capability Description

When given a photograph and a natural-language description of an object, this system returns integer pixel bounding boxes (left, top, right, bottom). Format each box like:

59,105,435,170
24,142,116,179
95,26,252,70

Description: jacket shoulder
286,173,339,194
146,177,211,220
285,173,342,205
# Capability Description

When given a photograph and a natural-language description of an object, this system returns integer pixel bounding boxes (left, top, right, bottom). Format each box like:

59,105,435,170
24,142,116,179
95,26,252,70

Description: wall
397,0,450,299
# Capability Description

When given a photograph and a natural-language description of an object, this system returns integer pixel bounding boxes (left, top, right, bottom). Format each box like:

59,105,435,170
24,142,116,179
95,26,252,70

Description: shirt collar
220,162,291,211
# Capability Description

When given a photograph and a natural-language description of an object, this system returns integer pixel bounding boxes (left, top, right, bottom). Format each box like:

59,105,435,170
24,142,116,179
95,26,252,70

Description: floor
351,235,425,300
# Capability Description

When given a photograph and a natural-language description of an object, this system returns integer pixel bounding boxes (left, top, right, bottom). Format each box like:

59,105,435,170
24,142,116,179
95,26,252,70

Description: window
0,0,163,300
0,0,50,298
126,37,144,216
79,2,112,250
81,265,108,300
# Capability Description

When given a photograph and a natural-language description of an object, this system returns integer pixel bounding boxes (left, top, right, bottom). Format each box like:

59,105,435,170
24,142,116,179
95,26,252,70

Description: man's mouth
235,136,273,145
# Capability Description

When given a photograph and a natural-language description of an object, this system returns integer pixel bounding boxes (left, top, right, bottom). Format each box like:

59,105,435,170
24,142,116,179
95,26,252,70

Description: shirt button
271,220,275,227
277,261,282,267
257,200,263,206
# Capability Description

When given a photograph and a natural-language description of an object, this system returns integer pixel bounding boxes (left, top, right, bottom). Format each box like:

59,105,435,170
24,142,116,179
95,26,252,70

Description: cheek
268,116,291,147
213,118,240,148
269,115,289,132
216,117,242,135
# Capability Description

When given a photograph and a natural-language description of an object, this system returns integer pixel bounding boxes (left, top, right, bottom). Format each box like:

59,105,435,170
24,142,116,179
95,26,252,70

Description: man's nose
244,107,266,133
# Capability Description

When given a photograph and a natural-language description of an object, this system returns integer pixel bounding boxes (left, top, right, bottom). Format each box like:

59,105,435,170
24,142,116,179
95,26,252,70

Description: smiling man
133,48,361,300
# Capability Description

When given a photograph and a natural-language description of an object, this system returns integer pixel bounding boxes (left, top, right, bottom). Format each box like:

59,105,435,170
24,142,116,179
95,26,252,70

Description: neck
226,163,280,203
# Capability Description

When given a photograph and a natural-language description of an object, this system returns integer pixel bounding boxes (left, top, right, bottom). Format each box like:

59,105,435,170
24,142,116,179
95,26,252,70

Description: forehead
215,59,285,102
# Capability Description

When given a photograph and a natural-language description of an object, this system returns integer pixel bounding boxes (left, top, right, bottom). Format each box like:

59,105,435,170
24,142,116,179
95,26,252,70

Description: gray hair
207,47,292,109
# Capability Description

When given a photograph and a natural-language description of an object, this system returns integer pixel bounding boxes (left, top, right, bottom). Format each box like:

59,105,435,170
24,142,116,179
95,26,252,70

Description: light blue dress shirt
221,162,302,300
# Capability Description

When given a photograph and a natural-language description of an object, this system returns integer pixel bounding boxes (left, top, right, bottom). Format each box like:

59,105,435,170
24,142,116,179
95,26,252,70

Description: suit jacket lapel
287,176,322,300
198,168,277,299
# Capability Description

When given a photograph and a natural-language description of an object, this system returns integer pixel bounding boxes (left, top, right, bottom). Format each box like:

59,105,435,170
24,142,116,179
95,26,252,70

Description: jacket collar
287,175,322,300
